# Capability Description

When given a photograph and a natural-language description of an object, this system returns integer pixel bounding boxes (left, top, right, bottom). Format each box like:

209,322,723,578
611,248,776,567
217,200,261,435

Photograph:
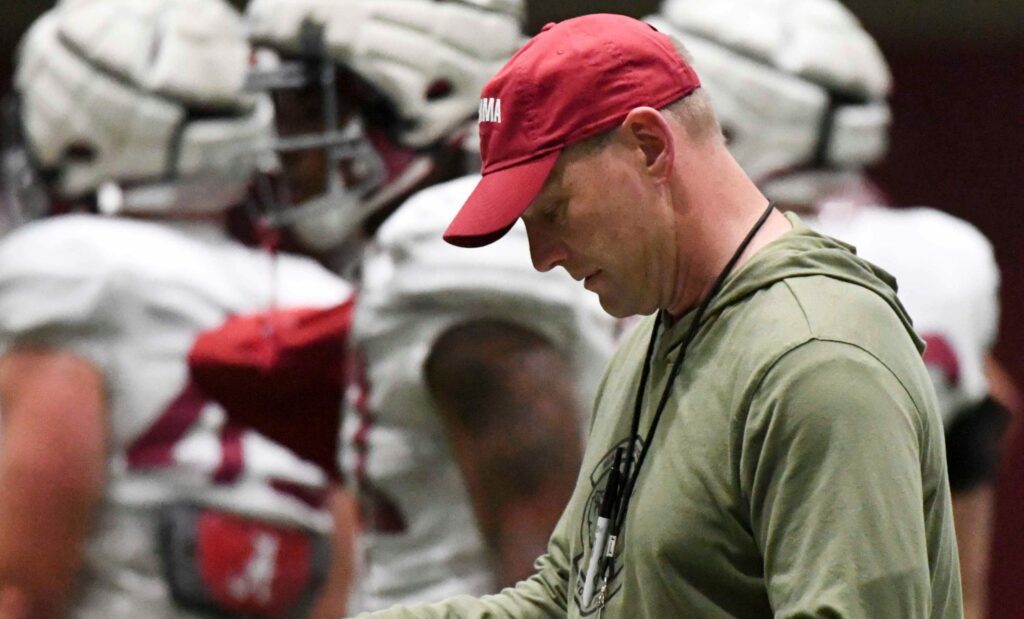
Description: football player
648,1,1014,616
0,0,358,616
244,0,619,611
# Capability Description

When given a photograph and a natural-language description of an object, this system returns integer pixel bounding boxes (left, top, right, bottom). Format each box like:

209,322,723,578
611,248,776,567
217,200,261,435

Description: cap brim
443,150,561,248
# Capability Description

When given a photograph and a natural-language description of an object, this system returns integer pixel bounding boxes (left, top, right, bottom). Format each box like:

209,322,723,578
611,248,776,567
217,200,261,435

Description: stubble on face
554,142,678,318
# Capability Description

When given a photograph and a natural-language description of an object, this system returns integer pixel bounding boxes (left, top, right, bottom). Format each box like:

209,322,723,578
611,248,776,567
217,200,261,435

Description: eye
543,199,566,223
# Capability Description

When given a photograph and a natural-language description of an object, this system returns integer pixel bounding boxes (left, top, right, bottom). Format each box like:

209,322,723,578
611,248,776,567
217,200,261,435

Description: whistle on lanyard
581,447,624,608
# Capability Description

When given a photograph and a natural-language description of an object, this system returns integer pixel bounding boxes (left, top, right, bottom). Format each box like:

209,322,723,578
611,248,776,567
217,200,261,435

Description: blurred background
2,1,1019,381
9,0,1017,396
1,0,1021,611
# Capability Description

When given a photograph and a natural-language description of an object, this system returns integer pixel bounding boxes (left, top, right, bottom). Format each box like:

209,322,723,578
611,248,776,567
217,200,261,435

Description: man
244,0,617,611
647,1,1013,615
357,13,962,618
0,0,356,616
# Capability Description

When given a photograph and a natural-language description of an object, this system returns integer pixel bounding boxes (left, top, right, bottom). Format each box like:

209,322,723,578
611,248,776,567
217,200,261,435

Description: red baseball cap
443,13,701,248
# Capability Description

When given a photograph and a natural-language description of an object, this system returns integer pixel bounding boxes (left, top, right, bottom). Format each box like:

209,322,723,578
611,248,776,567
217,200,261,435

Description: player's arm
947,394,1011,619
0,346,107,618
424,319,585,586
984,354,1021,419
308,484,358,619
951,354,1018,619
990,355,1024,617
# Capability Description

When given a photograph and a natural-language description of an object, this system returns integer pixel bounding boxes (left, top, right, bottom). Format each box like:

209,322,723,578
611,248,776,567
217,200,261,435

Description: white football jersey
342,175,618,611
805,199,999,426
0,214,354,618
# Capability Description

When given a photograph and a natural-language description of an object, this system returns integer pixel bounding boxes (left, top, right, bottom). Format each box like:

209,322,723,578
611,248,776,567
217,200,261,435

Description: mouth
583,270,602,289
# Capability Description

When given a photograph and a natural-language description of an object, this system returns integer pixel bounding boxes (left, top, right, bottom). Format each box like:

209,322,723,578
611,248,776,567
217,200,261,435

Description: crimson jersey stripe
213,424,246,483
126,380,206,469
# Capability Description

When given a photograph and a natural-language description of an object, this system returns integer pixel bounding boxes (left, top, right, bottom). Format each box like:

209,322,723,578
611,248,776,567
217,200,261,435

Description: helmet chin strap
288,153,435,253
94,177,249,220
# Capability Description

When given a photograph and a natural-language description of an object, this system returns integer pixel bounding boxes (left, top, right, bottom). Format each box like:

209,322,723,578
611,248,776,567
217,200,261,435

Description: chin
600,296,661,320
597,295,636,319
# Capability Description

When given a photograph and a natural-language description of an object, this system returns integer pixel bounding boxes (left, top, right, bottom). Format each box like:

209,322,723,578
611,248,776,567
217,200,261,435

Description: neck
663,146,791,319
775,201,817,218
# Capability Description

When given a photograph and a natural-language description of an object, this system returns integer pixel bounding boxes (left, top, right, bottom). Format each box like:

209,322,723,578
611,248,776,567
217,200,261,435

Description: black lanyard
606,201,776,556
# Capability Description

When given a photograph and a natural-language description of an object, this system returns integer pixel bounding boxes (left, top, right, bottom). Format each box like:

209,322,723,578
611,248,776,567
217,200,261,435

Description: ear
619,107,675,182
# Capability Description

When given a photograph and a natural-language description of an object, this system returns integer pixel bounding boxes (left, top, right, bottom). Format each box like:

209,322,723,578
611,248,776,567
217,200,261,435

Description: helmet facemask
246,31,440,262
243,0,526,262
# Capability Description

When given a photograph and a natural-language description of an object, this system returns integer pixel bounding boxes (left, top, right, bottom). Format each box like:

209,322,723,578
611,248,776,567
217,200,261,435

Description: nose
523,221,568,273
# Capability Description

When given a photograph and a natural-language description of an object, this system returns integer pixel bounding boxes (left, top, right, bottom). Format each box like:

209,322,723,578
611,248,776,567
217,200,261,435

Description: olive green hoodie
356,217,963,618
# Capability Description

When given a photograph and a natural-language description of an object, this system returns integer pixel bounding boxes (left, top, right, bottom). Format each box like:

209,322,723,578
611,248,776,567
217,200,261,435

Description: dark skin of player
425,321,586,584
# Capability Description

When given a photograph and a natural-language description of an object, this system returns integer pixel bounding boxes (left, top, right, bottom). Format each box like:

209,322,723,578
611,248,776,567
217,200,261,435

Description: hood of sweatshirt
667,213,923,355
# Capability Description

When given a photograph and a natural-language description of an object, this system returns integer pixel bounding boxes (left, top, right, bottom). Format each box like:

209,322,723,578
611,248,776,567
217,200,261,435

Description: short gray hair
566,36,722,159
659,35,723,143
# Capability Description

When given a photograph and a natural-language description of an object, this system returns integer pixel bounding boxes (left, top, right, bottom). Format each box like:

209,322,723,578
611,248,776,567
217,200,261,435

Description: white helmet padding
246,0,524,149
243,0,523,254
8,0,274,218
647,0,891,188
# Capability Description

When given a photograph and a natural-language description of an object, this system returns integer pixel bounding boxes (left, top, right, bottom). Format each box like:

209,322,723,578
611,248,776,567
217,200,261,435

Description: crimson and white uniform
341,175,618,611
0,214,354,618
806,199,999,425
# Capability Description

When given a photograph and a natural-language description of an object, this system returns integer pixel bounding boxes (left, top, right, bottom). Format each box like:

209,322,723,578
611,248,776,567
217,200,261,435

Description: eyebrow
525,183,566,217
522,151,573,219
539,170,569,204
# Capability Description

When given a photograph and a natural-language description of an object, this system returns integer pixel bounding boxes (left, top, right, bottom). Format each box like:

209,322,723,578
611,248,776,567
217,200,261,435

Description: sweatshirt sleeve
739,339,938,618
352,507,573,618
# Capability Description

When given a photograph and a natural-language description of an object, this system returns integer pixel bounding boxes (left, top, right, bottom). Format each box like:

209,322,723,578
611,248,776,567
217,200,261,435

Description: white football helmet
647,0,892,204
2,0,274,223
244,0,524,253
